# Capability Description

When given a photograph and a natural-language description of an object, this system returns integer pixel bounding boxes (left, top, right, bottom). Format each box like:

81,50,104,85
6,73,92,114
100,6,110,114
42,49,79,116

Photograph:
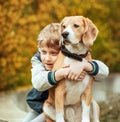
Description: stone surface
0,120,8,122
99,94,120,122
0,90,28,122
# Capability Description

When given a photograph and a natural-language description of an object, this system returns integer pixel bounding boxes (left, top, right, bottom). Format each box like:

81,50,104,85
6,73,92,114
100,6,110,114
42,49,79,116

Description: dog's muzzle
62,31,70,44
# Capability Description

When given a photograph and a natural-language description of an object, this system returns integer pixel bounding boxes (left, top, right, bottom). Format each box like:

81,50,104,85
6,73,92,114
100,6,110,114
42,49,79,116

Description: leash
61,45,89,61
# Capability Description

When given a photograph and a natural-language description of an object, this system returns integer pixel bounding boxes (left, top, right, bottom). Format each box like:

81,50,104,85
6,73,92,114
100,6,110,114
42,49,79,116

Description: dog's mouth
62,39,81,47
62,39,70,45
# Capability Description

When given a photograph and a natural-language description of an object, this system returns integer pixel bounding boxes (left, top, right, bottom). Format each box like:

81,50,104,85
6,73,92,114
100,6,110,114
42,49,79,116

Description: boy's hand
55,66,70,81
67,61,86,81
75,71,87,81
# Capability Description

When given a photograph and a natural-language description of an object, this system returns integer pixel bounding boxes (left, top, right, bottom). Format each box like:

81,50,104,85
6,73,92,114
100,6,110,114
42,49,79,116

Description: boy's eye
51,51,58,55
41,50,46,54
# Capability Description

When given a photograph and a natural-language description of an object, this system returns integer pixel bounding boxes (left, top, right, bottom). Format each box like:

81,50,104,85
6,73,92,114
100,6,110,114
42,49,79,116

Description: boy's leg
23,110,39,122
30,113,45,122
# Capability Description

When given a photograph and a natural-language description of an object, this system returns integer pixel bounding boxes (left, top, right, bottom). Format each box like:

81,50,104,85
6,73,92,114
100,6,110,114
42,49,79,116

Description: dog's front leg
55,80,66,122
81,77,93,122
81,99,91,122
43,88,56,122
92,99,100,122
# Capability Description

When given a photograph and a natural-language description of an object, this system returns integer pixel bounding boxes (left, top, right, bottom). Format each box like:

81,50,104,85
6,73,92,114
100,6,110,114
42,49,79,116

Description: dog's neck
64,43,88,55
61,44,89,61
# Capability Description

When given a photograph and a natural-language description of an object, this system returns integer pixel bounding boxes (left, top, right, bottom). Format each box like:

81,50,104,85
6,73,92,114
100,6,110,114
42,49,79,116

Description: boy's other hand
67,61,86,81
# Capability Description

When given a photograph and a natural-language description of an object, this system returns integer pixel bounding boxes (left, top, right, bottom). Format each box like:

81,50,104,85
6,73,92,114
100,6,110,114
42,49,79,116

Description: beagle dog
43,16,100,122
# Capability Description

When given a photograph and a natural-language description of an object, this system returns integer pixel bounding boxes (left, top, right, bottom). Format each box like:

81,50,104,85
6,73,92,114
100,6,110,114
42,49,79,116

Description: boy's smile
40,46,59,70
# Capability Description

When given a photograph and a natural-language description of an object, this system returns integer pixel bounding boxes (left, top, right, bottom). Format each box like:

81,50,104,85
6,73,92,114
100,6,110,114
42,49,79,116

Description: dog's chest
64,57,90,105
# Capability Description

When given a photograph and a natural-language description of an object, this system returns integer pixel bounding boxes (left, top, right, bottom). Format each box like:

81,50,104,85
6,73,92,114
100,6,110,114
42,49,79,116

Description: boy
23,23,109,122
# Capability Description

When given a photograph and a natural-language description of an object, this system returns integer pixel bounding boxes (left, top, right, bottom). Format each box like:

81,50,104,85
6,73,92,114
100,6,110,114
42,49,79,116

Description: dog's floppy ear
82,18,98,47
59,17,66,46
59,17,66,34
59,21,63,46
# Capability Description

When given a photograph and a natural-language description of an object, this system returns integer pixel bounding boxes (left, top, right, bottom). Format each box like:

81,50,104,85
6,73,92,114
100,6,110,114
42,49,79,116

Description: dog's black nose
62,32,69,38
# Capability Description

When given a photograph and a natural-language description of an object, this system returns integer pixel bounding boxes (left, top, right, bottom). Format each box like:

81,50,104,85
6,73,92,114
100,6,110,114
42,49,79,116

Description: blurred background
0,0,120,122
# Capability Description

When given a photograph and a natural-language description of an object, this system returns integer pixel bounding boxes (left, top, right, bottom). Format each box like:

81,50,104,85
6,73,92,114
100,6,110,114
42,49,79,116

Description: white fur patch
56,111,65,122
43,105,56,121
81,100,90,122
92,99,100,122
66,107,75,122
63,25,76,44
64,57,90,105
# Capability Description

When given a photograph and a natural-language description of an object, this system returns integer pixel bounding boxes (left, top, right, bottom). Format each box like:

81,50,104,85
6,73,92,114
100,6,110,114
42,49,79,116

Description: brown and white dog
43,16,100,122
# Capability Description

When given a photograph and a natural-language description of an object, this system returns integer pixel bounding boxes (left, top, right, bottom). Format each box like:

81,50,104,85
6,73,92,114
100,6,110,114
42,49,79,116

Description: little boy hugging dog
23,22,109,122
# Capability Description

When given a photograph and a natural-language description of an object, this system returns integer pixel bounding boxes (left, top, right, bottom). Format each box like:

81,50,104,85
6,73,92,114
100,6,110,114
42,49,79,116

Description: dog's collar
61,45,89,61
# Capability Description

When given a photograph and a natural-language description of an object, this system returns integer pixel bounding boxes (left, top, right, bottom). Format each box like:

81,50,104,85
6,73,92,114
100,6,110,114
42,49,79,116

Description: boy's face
41,46,59,70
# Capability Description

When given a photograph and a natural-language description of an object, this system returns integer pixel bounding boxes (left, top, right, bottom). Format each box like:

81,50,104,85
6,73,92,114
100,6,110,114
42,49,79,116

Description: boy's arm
67,59,109,81
31,55,67,91
92,60,109,81
31,56,53,91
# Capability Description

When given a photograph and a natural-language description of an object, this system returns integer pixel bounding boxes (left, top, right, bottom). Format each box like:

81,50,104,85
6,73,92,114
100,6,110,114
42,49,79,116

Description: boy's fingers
62,64,70,68
63,69,70,78
66,70,87,81
68,73,78,81
67,72,74,79
70,74,76,81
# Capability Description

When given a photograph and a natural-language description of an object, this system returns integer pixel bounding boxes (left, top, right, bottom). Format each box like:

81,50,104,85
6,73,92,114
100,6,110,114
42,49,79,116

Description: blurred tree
0,0,37,90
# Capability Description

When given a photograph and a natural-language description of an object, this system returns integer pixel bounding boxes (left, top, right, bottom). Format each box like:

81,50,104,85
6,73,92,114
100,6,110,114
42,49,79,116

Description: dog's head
60,16,98,48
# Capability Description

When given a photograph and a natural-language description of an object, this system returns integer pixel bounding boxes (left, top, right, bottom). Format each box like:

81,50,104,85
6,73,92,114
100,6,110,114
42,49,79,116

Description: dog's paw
56,112,65,122
56,118,65,122
81,118,90,122
96,121,100,122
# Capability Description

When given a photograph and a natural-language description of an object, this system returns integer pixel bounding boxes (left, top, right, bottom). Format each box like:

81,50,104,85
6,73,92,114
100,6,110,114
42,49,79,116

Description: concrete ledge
0,90,27,122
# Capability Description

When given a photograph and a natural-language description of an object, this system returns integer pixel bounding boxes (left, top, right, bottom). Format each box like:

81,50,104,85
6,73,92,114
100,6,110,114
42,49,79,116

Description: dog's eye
74,24,79,28
62,25,66,29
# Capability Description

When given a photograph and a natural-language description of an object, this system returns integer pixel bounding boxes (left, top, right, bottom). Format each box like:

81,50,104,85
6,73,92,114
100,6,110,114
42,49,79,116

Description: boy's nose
45,54,51,61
